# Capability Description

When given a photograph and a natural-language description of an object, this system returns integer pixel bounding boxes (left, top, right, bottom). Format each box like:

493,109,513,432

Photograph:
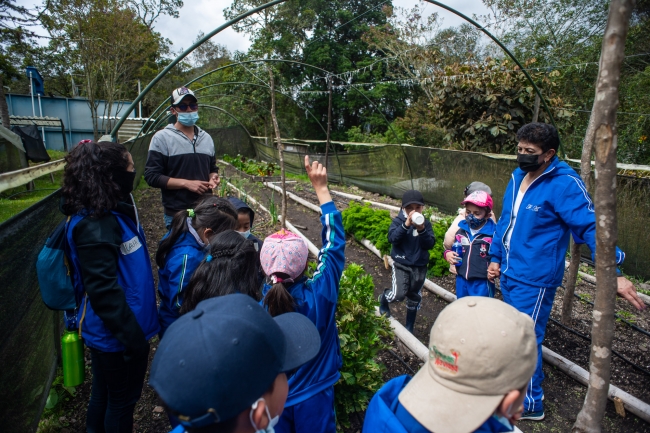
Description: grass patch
0,171,62,224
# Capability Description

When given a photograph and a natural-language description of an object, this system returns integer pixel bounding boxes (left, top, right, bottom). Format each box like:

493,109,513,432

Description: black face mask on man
111,169,136,198
517,152,551,173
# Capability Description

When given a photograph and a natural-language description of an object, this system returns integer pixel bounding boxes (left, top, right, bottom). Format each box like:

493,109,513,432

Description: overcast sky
16,0,490,55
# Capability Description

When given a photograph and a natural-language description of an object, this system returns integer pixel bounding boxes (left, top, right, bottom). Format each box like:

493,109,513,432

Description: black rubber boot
379,293,391,317
405,308,417,334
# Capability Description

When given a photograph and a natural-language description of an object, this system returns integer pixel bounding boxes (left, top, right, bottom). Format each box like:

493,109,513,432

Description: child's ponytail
155,197,237,268
264,274,296,317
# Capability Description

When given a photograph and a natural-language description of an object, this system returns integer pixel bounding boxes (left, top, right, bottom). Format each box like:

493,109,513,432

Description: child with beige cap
362,297,538,433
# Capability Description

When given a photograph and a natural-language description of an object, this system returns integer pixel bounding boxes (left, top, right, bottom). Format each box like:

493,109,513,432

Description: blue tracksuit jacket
67,210,159,352
157,231,207,338
362,376,513,433
490,157,625,287
261,201,345,407
454,218,497,298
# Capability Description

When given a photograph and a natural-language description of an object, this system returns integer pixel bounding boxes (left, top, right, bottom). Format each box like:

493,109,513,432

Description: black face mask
112,169,136,198
517,153,545,173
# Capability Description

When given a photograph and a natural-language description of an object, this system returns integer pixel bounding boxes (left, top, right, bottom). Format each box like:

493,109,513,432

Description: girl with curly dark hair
62,140,159,433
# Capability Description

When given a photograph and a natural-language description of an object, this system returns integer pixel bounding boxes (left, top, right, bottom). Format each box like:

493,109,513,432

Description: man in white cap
363,297,537,433
145,86,220,229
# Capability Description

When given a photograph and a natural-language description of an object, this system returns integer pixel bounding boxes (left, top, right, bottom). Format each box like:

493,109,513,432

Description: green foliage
223,154,278,176
268,191,279,225
37,368,78,432
345,122,410,144
335,264,393,429
428,216,455,278
342,202,392,255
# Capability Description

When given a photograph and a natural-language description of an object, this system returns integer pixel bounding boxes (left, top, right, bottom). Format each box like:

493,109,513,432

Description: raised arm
305,156,345,303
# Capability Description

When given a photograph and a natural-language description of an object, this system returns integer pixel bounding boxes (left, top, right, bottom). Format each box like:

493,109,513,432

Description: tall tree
127,0,183,29
572,0,635,430
42,0,163,139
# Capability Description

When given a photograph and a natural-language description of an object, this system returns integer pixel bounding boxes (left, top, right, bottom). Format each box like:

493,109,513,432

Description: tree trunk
0,74,29,175
572,0,634,431
532,93,541,123
325,75,332,168
562,240,582,325
562,108,598,323
268,67,287,229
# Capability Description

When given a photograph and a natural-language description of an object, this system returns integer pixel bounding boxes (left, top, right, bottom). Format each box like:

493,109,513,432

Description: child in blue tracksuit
363,297,538,433
488,123,641,420
228,196,264,252
259,156,345,433
156,196,237,338
444,190,496,298
380,190,435,334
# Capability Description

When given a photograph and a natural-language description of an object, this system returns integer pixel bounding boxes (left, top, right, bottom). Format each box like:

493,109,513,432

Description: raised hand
305,155,332,205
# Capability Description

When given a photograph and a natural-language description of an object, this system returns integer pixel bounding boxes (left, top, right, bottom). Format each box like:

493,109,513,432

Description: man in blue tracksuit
488,123,644,421
363,297,538,433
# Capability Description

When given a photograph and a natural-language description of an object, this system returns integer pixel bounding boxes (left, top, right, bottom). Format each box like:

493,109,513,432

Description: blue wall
6,94,135,151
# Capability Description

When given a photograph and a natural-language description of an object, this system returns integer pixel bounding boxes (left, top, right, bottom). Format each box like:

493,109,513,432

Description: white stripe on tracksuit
525,287,546,412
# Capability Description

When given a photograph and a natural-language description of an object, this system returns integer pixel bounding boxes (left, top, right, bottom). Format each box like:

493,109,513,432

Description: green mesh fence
249,137,650,280
205,127,257,159
0,191,62,433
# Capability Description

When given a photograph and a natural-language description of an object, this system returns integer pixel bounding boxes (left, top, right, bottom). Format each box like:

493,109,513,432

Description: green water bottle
61,329,84,387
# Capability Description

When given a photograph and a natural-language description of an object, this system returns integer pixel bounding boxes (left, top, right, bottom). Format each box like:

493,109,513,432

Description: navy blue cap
402,190,425,207
149,294,320,428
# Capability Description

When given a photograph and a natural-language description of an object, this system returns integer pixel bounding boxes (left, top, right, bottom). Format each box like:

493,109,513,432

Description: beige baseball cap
399,297,537,433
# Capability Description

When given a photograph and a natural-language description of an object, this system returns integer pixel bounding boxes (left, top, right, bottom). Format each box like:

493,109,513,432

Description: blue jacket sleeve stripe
568,175,595,212
175,254,188,308
309,202,345,304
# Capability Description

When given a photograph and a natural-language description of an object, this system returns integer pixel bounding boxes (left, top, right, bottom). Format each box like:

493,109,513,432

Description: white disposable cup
411,212,425,226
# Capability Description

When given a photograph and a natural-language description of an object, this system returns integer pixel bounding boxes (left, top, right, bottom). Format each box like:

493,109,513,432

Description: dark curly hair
516,122,560,153
61,140,130,215
179,230,261,315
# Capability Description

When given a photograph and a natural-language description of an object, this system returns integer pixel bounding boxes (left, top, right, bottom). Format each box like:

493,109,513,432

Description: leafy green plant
37,368,78,432
223,154,278,176
617,310,636,324
427,216,455,278
335,264,393,429
218,177,230,197
342,202,393,255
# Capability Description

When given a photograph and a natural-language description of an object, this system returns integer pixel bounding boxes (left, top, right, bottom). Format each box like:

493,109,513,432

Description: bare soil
50,167,650,433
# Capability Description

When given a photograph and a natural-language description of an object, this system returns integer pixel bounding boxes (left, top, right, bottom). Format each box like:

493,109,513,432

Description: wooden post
325,75,332,168
572,0,635,431
532,93,541,123
268,67,287,229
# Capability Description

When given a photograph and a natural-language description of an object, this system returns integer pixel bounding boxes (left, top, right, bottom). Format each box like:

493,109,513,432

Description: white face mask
249,398,279,433
239,229,251,239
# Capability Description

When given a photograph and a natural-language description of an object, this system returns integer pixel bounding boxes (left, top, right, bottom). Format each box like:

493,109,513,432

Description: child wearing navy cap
380,189,435,334
149,294,321,433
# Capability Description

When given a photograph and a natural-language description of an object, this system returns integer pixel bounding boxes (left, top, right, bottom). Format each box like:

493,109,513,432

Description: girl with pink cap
259,156,346,433
444,190,497,298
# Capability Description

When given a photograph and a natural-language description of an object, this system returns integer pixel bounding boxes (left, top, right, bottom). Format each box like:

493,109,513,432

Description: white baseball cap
399,297,537,433
171,87,197,106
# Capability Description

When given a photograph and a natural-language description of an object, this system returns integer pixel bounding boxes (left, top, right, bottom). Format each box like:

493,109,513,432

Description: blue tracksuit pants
275,386,336,433
500,275,556,413
456,276,495,298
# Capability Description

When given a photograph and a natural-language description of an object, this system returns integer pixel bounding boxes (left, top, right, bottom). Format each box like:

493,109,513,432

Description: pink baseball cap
461,190,493,211
260,230,309,281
